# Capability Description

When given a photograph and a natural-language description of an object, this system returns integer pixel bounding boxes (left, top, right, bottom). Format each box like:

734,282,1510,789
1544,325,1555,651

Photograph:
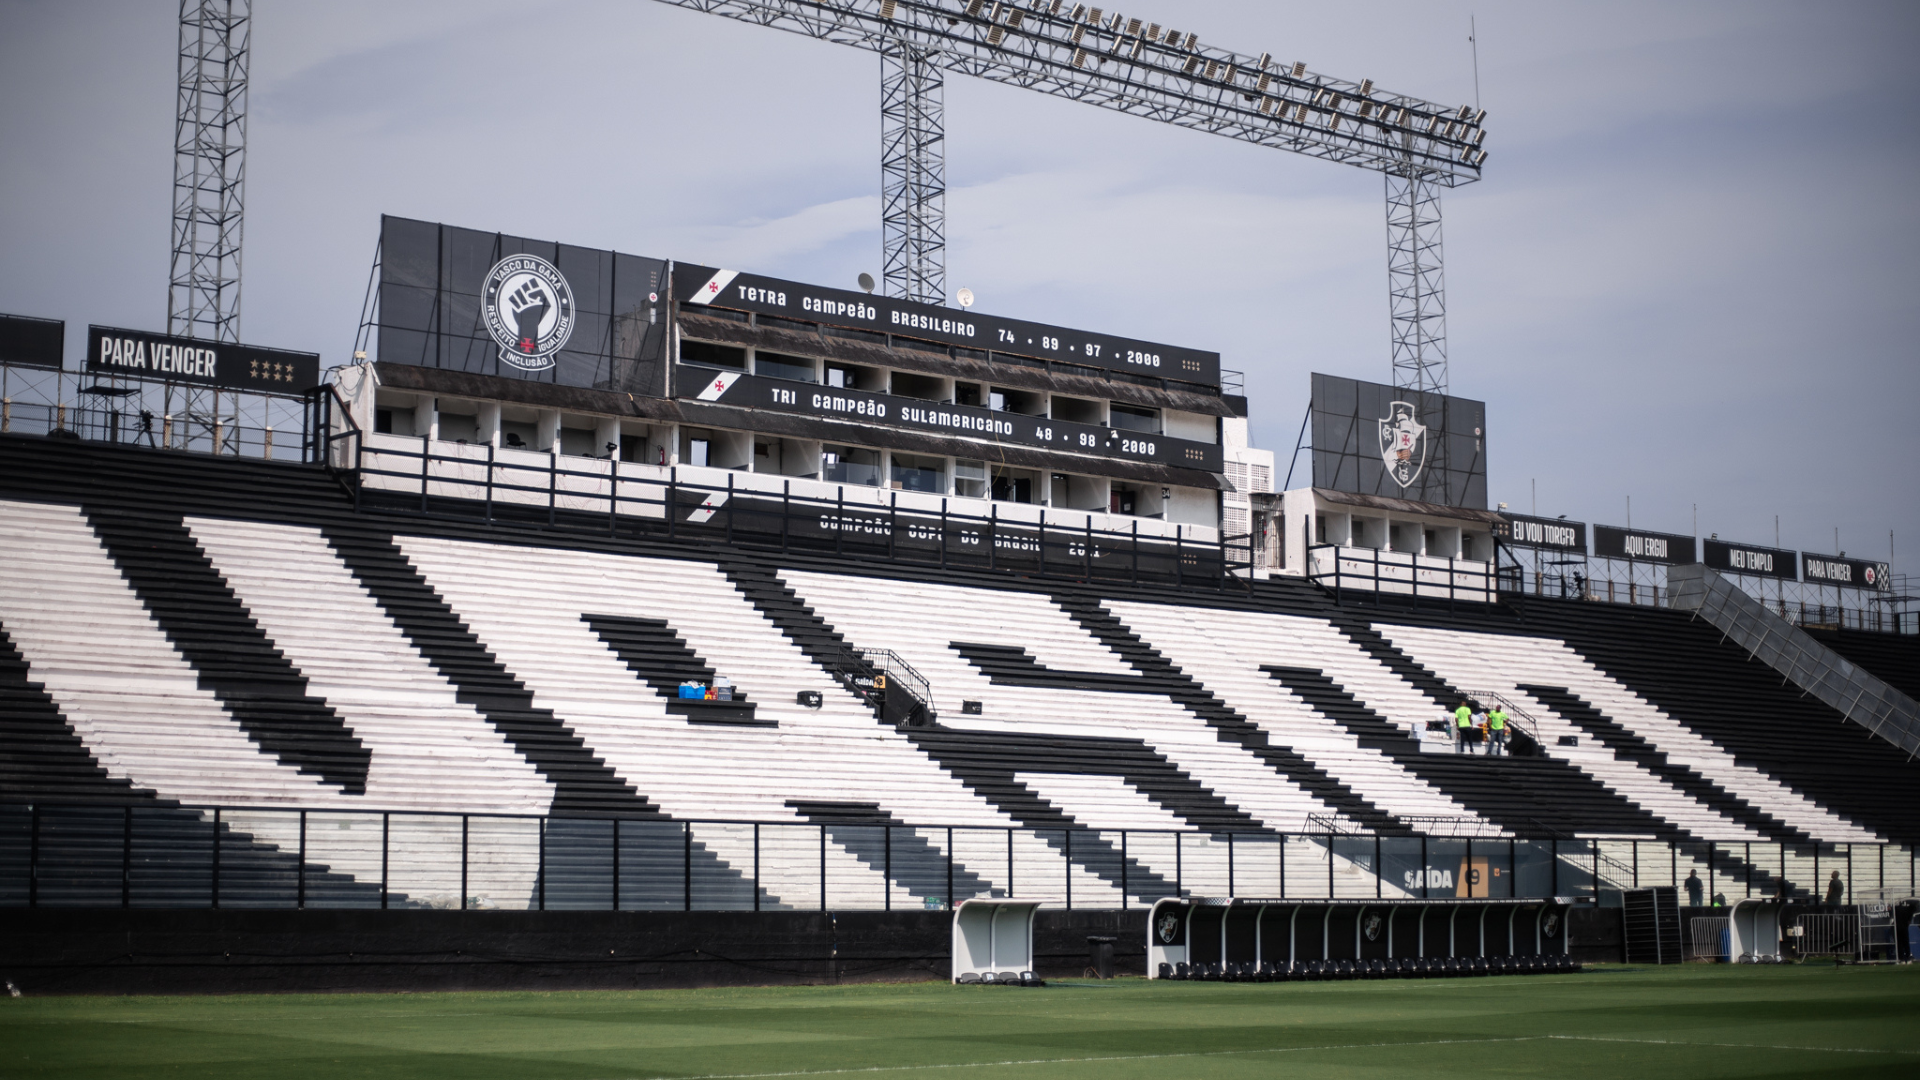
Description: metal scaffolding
170,0,250,344
655,0,1485,390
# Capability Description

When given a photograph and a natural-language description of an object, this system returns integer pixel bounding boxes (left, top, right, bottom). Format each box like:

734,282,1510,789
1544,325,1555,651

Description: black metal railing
7,802,1909,912
1307,543,1497,610
350,434,1251,588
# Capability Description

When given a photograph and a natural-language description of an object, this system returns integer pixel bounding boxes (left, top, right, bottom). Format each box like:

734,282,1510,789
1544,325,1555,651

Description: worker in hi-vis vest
1454,701,1474,754
1487,706,1509,756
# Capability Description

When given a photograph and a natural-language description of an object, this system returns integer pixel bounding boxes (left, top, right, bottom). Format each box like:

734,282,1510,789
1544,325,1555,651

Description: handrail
859,647,937,724
1458,688,1543,750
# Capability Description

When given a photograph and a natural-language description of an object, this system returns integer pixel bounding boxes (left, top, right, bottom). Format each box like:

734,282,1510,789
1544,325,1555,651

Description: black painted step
1057,596,1407,835
324,527,657,818
1261,665,1683,840
1518,683,1809,844
0,627,153,804
86,507,370,794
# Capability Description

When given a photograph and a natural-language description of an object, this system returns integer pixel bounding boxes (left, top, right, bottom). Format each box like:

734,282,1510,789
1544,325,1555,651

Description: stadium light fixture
656,0,1483,391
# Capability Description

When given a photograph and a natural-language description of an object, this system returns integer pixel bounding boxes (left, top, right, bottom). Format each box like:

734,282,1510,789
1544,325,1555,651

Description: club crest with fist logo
482,254,575,371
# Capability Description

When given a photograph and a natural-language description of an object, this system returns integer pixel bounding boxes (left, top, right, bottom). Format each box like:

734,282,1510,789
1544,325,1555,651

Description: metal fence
1498,545,1913,634
1687,917,1730,961
1307,543,1497,608
6,803,1915,913
0,364,354,470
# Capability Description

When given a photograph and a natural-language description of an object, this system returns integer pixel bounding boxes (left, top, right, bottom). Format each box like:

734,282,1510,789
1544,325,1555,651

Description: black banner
681,367,1223,472
662,488,1218,582
85,326,319,393
1496,513,1586,552
1703,539,1796,581
1801,553,1891,591
1309,372,1488,509
1592,525,1697,565
673,263,1220,387
1,313,64,371
375,216,669,394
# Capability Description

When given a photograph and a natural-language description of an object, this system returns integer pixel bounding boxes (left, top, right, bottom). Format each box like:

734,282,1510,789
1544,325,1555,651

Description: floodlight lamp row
892,0,1487,167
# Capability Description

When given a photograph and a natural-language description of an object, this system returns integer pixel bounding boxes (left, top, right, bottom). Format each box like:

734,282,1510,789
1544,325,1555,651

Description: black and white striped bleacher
0,434,1915,912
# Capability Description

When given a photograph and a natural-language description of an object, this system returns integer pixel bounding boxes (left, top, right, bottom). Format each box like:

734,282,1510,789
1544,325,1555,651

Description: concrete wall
1,908,1150,996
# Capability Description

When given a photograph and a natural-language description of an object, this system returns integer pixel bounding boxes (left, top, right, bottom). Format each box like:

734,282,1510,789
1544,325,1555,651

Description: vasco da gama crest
482,254,575,371
1378,399,1428,489
1156,911,1181,944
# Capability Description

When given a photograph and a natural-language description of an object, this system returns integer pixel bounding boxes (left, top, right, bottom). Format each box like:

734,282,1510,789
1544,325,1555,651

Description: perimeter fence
5,803,1914,914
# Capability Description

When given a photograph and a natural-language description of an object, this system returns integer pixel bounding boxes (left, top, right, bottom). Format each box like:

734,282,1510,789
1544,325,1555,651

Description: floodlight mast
170,0,250,345
653,0,1485,392
880,22,947,305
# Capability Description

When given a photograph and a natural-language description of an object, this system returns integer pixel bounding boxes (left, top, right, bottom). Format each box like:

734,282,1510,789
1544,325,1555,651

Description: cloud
3,0,1917,561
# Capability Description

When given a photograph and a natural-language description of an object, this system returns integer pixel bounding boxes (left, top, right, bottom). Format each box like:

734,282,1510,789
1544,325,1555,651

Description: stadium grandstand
2,221,1917,993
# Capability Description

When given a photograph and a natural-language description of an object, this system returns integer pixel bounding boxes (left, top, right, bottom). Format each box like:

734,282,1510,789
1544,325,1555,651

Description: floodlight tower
169,0,251,345
654,0,1484,394
881,9,947,305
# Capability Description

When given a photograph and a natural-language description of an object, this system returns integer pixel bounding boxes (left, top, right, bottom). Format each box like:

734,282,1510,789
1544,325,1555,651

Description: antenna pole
1470,16,1481,111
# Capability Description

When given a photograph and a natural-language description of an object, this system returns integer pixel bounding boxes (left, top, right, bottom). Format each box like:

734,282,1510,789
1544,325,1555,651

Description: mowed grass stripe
2,964,1916,1080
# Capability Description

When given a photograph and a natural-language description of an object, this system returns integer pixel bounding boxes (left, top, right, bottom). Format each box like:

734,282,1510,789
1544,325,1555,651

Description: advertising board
1592,525,1697,565
1309,372,1487,509
674,263,1220,387
85,325,319,393
681,366,1222,471
1801,554,1891,591
1,314,64,371
1496,512,1586,552
374,216,668,393
1703,539,1797,581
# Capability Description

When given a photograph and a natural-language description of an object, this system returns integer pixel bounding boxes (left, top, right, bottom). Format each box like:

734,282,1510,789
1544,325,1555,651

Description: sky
2,1,1916,567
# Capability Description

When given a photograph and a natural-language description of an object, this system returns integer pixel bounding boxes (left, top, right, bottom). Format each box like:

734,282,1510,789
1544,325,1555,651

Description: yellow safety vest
1488,710,1507,731
1454,706,1472,728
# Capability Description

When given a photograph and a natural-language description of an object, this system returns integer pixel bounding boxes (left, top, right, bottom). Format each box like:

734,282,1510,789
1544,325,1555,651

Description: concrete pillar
536,409,561,452
593,416,620,459
413,396,437,442
477,402,501,449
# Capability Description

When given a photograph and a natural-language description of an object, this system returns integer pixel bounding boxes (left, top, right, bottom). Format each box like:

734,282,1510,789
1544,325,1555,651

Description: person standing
1685,869,1704,908
1454,701,1474,754
1487,705,1509,756
1825,871,1844,905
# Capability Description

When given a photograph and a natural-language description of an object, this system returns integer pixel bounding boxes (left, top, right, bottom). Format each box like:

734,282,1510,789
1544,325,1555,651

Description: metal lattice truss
1387,171,1447,396
170,0,250,343
657,0,1484,392
880,40,946,305
658,0,1486,180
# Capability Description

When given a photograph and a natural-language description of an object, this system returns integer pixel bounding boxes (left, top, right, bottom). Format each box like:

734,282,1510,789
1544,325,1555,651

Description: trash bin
1087,935,1116,980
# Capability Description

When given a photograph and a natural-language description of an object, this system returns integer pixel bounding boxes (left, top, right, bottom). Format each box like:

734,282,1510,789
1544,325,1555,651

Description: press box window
892,371,946,402
1109,403,1160,433
954,459,987,499
681,340,746,370
755,351,816,383
824,363,884,391
891,453,946,493
991,467,1036,504
681,427,717,467
822,445,882,487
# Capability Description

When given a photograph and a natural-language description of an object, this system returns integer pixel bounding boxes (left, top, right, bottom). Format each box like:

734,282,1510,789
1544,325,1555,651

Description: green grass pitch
4,964,1917,1079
